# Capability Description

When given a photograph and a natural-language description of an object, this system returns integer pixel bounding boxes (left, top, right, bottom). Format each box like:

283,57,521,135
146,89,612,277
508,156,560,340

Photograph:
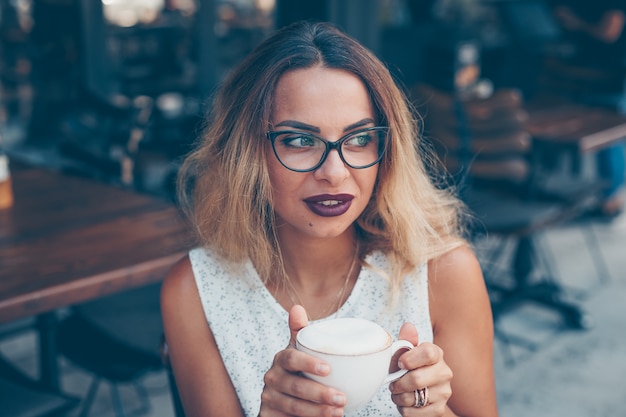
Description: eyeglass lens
270,128,386,171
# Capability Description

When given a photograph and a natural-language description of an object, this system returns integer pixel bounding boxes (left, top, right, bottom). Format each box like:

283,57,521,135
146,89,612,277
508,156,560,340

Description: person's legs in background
596,144,626,217
574,83,626,218
596,84,626,217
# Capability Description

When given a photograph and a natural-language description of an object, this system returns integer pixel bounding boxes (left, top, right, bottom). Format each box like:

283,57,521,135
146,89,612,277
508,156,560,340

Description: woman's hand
389,323,453,416
259,306,347,417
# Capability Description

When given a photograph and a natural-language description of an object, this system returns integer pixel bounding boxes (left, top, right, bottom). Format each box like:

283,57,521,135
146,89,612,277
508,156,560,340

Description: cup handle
383,340,414,384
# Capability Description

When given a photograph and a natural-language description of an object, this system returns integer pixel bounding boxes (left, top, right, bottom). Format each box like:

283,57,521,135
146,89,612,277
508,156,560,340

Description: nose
313,148,350,183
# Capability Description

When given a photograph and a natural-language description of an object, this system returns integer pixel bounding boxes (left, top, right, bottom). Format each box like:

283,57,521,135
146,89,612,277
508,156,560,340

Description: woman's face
267,66,380,240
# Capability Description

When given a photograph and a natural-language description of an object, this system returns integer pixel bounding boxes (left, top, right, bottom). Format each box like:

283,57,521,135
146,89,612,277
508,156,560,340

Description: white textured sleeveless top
190,247,432,417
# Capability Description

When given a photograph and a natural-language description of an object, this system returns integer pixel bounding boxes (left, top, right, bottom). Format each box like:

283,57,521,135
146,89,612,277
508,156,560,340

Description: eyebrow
273,118,375,133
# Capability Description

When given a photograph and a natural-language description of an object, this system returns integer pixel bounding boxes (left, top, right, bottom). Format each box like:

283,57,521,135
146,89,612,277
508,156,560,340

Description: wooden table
0,161,192,388
524,103,626,179
526,104,626,153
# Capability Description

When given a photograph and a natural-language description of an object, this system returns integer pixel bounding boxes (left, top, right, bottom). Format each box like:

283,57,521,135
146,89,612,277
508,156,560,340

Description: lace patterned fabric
190,247,432,416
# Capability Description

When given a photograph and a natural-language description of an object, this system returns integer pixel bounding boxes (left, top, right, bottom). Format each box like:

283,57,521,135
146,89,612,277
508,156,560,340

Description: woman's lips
304,194,354,217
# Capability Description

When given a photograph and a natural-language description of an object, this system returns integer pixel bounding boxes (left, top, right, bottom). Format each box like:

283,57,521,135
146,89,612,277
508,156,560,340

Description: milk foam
298,318,391,355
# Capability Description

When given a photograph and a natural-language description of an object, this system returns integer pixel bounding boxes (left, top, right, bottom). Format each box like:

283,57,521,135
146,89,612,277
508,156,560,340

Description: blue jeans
581,93,626,200
597,144,626,199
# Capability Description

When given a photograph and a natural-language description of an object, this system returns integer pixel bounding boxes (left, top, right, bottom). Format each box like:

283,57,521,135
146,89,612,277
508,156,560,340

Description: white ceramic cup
296,317,413,413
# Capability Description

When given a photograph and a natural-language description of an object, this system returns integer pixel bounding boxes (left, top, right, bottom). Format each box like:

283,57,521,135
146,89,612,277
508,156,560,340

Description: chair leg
494,326,516,368
494,324,539,367
132,380,151,415
581,224,612,284
166,367,185,417
110,383,127,417
484,238,513,278
79,378,153,417
533,225,611,292
533,234,561,285
513,236,534,287
79,377,101,417
509,236,592,329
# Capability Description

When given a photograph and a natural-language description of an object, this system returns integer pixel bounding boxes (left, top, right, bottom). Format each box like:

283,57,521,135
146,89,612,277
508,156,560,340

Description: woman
161,21,498,417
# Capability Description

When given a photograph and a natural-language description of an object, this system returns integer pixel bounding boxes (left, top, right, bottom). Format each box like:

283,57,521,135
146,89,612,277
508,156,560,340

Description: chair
418,85,533,192
55,283,164,417
160,337,185,417
413,84,599,362
0,352,79,417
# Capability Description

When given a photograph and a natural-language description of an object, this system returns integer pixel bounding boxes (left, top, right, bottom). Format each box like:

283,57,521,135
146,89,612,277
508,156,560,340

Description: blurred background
2,0,599,199
1,1,625,417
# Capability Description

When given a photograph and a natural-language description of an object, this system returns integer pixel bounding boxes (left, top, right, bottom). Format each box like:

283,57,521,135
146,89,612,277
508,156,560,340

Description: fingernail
398,360,405,370
332,394,346,406
332,408,344,417
316,363,330,374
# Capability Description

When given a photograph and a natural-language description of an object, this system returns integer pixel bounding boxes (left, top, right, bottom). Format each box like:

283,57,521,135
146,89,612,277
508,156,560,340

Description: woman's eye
346,133,372,147
284,135,316,148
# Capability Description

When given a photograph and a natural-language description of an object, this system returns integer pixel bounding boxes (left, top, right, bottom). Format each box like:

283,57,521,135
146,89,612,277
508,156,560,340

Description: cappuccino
296,318,413,412
297,318,390,355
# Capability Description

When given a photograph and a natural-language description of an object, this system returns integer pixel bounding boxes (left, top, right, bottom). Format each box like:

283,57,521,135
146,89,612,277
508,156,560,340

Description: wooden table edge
0,251,187,324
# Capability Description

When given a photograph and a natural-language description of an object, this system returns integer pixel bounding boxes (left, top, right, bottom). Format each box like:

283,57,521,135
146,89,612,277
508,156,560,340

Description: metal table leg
36,311,60,390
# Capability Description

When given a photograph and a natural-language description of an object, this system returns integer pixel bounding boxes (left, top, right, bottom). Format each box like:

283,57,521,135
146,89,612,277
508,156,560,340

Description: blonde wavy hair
177,21,468,291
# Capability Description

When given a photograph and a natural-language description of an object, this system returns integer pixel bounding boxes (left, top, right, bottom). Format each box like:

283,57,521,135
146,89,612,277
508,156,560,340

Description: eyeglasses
266,127,388,173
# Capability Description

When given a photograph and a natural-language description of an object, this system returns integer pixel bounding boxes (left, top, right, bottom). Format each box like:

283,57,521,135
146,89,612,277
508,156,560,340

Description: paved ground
1,212,625,417
492,213,626,417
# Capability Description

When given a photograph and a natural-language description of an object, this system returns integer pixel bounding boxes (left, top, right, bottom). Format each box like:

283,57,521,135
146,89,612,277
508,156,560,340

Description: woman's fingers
390,382,452,409
263,369,346,411
260,385,345,417
260,348,346,416
259,306,347,416
397,342,443,373
391,344,453,393
389,343,453,416
288,304,309,346
397,322,419,347
390,379,452,416
274,345,331,376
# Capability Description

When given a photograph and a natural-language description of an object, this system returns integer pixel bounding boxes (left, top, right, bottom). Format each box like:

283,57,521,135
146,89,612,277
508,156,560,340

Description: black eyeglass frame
265,126,389,173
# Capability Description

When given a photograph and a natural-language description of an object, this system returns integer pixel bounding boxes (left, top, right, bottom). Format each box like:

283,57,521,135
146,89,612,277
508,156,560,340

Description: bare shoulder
428,245,483,289
160,254,206,340
427,245,490,329
161,255,195,304
160,254,245,416
428,246,498,417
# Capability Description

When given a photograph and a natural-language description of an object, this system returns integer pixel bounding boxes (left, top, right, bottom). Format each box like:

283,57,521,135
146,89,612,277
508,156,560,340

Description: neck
285,236,356,277
275,237,360,320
